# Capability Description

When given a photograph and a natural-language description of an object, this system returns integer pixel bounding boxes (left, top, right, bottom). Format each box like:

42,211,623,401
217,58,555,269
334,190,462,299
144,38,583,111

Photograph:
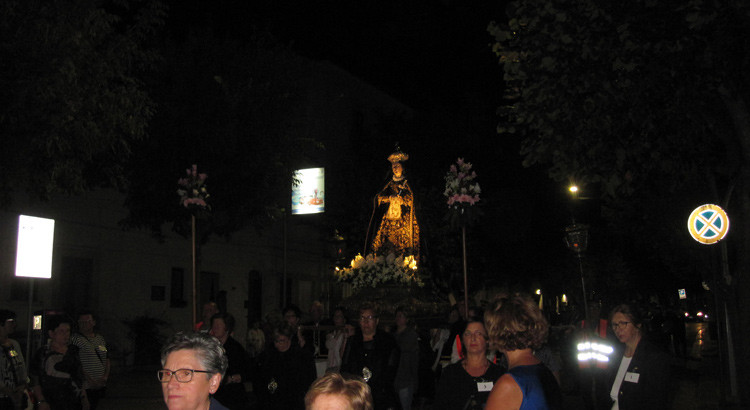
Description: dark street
98,322,729,410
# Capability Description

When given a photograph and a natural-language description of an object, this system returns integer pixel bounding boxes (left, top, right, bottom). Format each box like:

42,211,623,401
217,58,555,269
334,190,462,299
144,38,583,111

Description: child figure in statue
366,150,420,257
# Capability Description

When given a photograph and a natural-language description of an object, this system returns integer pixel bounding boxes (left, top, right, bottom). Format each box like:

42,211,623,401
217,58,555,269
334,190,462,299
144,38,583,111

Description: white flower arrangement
336,252,423,290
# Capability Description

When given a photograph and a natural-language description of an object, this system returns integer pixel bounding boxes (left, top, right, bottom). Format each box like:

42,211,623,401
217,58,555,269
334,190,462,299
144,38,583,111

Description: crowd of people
153,295,674,410
0,293,679,410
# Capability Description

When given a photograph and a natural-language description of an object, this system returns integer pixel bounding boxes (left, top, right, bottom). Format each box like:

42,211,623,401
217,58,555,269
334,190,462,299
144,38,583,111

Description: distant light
697,311,704,317
535,289,541,295
577,340,613,363
569,185,579,193
684,312,689,317
561,294,567,304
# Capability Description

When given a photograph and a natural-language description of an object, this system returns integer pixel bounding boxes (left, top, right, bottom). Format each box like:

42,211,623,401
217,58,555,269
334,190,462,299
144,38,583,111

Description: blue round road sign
687,204,729,245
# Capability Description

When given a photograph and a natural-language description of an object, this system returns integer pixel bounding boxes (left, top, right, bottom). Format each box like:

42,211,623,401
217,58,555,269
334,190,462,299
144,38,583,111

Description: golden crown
388,151,409,163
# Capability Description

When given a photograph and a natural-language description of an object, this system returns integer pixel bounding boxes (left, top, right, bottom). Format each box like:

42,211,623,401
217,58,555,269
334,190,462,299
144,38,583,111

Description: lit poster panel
15,215,55,278
292,168,325,215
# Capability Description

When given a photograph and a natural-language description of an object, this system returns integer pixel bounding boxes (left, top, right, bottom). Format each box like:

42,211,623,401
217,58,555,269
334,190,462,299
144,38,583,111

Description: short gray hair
161,332,228,378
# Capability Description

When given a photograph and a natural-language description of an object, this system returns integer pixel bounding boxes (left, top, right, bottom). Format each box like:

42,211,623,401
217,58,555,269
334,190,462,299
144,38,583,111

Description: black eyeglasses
158,369,213,383
611,321,631,331
463,330,487,339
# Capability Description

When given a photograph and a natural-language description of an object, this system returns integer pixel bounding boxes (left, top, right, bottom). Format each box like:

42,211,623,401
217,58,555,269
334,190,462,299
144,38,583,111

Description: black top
213,336,251,410
434,361,505,410
301,318,333,357
31,345,86,410
598,338,672,410
254,346,317,410
341,331,400,410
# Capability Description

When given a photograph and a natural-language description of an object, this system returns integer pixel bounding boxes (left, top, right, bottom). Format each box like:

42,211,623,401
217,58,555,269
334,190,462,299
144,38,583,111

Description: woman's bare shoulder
485,373,522,410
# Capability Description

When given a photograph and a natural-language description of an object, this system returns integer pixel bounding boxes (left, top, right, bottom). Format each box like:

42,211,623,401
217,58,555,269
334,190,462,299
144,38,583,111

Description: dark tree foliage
0,0,166,206
490,0,750,401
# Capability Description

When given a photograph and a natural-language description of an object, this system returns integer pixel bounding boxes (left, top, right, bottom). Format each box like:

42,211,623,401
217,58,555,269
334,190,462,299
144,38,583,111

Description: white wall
0,189,331,367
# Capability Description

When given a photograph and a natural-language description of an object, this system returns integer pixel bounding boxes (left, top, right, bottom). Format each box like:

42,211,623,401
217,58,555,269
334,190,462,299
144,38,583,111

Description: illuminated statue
366,150,420,257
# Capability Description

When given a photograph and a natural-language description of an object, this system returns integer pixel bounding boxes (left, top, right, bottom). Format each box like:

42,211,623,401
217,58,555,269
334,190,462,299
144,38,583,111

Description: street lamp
565,223,590,324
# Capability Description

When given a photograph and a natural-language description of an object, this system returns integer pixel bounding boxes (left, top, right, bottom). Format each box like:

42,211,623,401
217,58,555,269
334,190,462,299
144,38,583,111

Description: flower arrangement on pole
177,164,210,212
336,252,423,290
444,158,481,227
444,158,481,317
176,164,210,330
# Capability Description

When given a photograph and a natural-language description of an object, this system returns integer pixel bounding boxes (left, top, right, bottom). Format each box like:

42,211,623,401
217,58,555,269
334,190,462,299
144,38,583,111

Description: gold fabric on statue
369,152,420,256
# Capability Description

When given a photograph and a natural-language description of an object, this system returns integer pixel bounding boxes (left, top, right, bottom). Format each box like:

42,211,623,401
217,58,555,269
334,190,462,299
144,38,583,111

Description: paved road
98,322,732,409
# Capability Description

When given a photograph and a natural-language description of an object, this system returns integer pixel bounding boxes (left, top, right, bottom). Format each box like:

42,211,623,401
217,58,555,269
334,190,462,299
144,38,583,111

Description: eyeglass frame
462,330,487,339
610,321,631,331
158,368,214,383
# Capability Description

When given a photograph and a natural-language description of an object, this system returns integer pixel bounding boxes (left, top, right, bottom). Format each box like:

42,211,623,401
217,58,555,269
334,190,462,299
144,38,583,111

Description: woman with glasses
599,304,671,410
340,305,400,410
484,293,562,410
434,319,505,410
159,331,229,410
254,324,317,410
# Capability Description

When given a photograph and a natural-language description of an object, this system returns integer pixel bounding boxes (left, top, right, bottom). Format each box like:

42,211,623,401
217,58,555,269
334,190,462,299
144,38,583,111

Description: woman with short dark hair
435,320,505,410
255,324,317,410
31,315,88,410
340,305,400,410
600,304,671,409
484,293,561,410
210,313,251,410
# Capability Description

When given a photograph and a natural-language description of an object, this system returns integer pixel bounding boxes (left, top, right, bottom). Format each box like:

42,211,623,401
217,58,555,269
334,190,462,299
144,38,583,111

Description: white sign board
15,215,55,278
291,167,325,215
678,288,686,300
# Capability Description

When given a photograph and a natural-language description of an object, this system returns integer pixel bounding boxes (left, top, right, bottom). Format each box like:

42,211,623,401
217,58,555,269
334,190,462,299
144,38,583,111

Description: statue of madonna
365,150,420,257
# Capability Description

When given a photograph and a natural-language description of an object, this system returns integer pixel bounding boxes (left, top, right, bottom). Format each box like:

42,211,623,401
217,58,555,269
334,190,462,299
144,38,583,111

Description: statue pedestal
339,282,449,328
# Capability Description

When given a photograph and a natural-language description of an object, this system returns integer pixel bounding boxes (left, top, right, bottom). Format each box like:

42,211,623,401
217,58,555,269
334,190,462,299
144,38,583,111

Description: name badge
624,372,640,383
477,381,493,392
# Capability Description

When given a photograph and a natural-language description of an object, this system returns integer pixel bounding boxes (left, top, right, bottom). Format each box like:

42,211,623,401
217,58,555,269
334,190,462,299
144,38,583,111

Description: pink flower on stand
177,164,210,210
444,158,480,207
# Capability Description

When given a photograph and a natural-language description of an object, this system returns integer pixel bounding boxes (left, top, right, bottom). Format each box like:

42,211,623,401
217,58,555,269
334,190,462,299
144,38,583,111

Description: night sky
162,0,587,291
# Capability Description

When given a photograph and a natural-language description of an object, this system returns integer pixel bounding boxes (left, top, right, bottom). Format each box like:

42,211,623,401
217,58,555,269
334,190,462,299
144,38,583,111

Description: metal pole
577,254,589,325
192,214,197,328
462,225,469,316
283,211,288,308
719,241,738,400
25,278,34,373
